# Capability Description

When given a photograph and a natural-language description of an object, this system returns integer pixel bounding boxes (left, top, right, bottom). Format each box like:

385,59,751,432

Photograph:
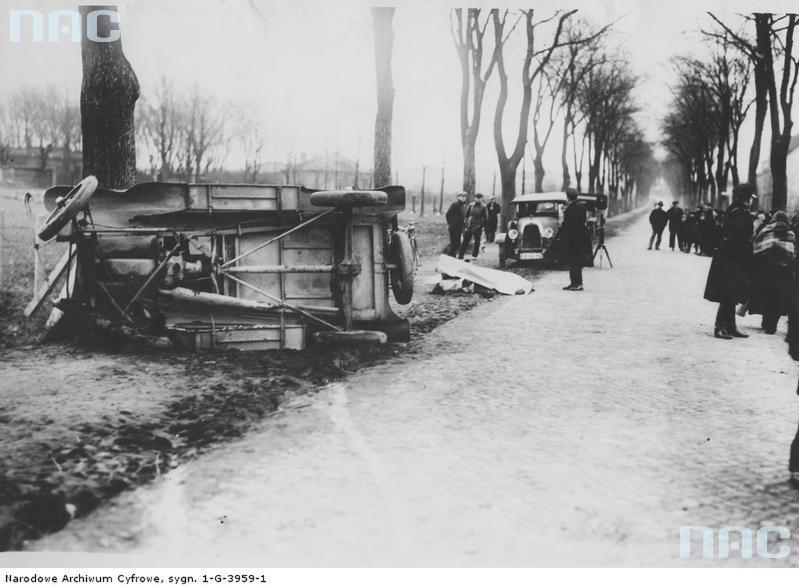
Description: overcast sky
1,0,797,193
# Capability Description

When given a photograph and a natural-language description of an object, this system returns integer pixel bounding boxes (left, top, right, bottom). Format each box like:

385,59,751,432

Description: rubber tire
499,248,506,268
389,231,414,305
38,176,98,241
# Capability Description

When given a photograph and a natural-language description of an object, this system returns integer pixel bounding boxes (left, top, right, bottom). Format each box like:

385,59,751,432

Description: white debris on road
435,254,534,295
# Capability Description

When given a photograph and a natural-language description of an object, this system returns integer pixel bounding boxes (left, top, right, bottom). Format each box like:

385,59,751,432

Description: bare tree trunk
521,150,527,193
589,134,601,193
452,9,500,198
463,140,476,196
730,132,741,186
715,136,727,194
533,152,545,193
769,14,797,211
560,116,571,190
80,5,139,189
372,7,395,188
499,164,518,211
574,123,585,192
493,10,574,221
747,14,771,187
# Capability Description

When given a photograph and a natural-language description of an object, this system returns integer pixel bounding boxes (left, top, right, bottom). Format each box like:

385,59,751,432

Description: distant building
0,146,82,188
191,153,373,189
286,153,371,189
756,134,799,213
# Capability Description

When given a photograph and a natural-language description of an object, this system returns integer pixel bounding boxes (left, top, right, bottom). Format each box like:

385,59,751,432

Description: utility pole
438,164,445,214
420,166,427,216
353,136,362,189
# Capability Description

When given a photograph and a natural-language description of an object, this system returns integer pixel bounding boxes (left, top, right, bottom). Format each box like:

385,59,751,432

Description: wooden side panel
351,225,375,313
234,226,335,308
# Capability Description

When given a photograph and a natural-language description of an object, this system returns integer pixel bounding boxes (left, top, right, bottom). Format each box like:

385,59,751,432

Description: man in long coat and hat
703,183,756,339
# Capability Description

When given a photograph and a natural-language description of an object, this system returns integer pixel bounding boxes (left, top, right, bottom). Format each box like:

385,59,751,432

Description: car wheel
388,231,414,304
499,248,506,268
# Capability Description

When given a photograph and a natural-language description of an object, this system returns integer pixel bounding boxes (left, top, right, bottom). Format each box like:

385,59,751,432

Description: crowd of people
647,185,799,340
444,189,593,291
445,192,501,260
669,183,798,341
647,199,734,255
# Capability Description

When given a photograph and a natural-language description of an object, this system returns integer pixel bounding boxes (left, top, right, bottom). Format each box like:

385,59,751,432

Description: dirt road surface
27,214,799,565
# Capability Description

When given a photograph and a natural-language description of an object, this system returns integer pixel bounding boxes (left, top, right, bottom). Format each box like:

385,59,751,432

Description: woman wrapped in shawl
748,210,796,334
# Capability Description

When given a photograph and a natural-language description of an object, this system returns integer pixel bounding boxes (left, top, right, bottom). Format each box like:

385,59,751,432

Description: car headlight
543,227,554,238
507,229,519,240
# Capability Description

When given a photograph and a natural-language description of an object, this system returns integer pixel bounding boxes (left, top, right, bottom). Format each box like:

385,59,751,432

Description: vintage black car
495,191,607,267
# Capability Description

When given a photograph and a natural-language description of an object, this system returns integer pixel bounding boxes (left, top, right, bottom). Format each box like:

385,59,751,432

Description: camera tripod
592,221,613,268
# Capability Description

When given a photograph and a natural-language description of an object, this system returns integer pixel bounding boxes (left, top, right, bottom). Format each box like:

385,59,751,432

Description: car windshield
516,201,561,217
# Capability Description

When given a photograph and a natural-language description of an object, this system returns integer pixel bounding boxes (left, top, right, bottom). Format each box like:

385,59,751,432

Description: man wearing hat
485,196,502,244
559,188,593,290
458,193,489,260
666,200,684,251
648,201,669,250
703,182,756,339
445,193,467,257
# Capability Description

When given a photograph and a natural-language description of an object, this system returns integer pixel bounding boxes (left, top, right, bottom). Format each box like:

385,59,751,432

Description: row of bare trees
0,86,81,173
451,9,657,217
0,81,264,185
663,13,799,210
137,77,265,183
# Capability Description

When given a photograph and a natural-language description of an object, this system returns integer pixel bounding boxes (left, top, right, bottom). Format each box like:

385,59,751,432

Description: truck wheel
310,190,388,208
389,231,414,304
38,176,98,241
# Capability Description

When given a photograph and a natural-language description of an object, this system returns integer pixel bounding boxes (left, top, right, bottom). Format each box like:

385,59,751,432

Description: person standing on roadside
703,183,756,340
648,201,668,250
445,193,467,257
700,205,718,255
485,196,502,244
560,188,592,291
666,200,684,251
458,193,489,260
748,211,796,334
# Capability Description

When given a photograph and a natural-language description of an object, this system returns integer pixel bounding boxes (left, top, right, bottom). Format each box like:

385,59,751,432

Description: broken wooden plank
24,249,76,318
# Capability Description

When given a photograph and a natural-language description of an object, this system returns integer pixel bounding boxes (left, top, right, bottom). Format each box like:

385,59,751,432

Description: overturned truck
28,177,415,350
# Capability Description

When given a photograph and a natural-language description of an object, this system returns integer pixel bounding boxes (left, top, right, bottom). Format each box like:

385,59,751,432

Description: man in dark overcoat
703,183,755,339
648,201,669,250
666,200,684,251
445,193,467,257
458,193,489,259
559,188,593,291
485,196,501,243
